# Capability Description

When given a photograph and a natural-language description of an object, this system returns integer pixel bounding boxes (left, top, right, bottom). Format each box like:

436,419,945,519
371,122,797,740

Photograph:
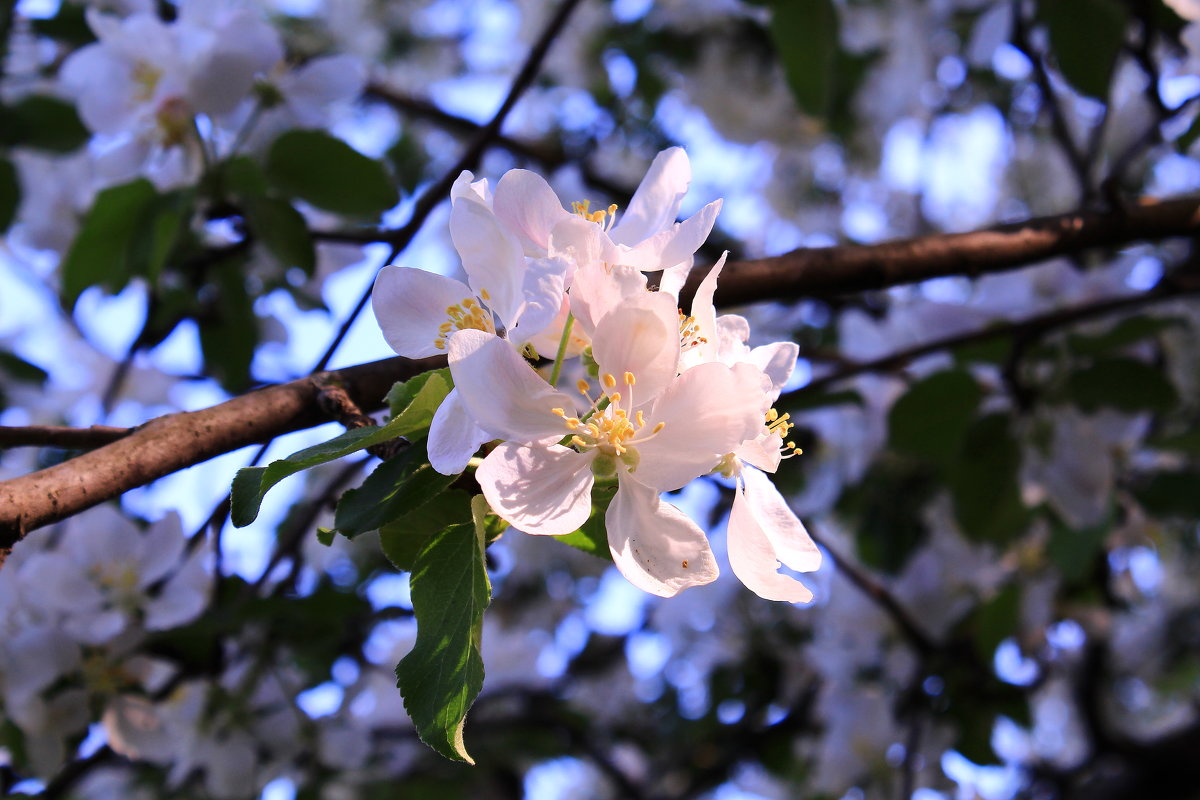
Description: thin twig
0,425,131,449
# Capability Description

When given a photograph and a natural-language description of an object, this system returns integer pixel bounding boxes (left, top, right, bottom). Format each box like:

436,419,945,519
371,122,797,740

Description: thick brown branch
0,425,131,450
0,356,441,562
689,195,1200,308
3,195,1200,557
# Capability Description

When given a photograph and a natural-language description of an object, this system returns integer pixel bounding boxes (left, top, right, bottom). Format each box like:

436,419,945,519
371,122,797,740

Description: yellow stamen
602,373,617,389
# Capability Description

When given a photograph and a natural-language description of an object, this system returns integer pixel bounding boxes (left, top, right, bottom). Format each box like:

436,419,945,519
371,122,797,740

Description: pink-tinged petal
447,330,574,442
634,362,765,491
728,472,815,603
527,295,591,360
449,197,526,325
549,215,603,269
657,261,693,301
715,314,752,363
450,170,491,204
606,472,718,598
618,199,722,270
478,442,594,536
609,147,691,247
372,266,473,358
749,341,800,398
743,467,822,573
681,252,726,368
508,256,568,344
427,388,493,475
494,169,570,255
735,432,783,474
591,291,680,403
567,259,647,336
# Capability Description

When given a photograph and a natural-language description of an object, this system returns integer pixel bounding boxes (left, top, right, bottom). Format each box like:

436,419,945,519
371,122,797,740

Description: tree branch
0,356,441,563
690,194,1200,308
4,194,1200,559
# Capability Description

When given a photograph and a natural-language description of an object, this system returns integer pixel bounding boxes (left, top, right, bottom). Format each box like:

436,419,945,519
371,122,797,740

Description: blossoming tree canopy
6,0,1200,796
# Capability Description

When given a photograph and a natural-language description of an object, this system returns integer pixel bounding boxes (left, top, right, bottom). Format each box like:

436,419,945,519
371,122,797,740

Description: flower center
551,371,664,465
434,291,496,350
132,61,163,102
679,311,708,350
765,408,803,458
571,199,619,232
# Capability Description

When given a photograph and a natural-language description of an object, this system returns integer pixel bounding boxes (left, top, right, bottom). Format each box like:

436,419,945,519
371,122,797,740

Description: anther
602,373,616,389
609,392,621,404
651,422,665,433
577,379,590,395
624,371,635,385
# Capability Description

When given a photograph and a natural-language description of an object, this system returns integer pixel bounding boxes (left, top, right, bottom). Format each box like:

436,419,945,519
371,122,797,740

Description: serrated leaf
381,488,473,572
231,371,449,526
266,130,399,218
0,95,90,152
888,370,982,466
316,528,336,547
395,518,491,764
60,179,158,306
763,0,839,117
335,444,456,538
0,157,17,233
1065,357,1178,414
140,188,193,283
385,369,452,440
243,195,316,275
950,414,1028,544
198,259,256,393
1037,0,1128,100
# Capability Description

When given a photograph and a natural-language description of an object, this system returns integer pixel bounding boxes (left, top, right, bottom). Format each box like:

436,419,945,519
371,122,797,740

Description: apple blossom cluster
372,148,821,601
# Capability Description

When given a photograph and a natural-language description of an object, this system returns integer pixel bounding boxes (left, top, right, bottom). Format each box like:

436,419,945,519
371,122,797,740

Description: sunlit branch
782,273,1200,400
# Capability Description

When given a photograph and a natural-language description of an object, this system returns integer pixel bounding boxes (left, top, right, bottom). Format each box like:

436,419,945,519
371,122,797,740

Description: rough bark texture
3,194,1200,557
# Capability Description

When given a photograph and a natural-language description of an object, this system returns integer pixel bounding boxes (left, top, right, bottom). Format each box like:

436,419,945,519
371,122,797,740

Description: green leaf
395,516,491,764
838,456,939,574
1046,516,1108,583
0,157,18,233
198,259,257,393
211,156,270,200
334,444,456,538
385,369,453,441
759,0,838,117
381,489,474,572
139,188,194,283
950,414,1029,544
953,336,1012,366
1134,470,1200,518
266,130,399,218
778,388,863,414
0,95,90,152
385,131,428,194
555,481,617,560
1149,427,1200,455
888,370,982,466
243,195,316,275
316,528,336,547
1065,357,1178,414
231,371,450,526
1037,0,1128,100
1065,316,1181,357
970,583,1021,663
60,179,158,306
0,351,48,385
31,3,94,45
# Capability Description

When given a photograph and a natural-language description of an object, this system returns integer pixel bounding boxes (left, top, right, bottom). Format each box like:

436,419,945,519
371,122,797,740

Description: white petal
743,467,822,573
478,443,594,536
606,473,718,598
493,169,569,255
688,251,726,365
735,431,783,474
526,295,591,360
449,196,526,325
447,330,573,442
145,549,209,630
427,388,493,475
372,266,474,358
567,258,648,336
634,362,765,491
609,147,691,246
728,471,816,603
657,260,693,301
450,170,490,204
138,512,186,586
508,256,568,344
749,341,800,398
617,199,722,270
591,291,680,403
715,314,752,362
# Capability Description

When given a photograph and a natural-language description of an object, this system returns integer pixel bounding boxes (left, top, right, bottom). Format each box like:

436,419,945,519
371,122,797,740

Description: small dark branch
1010,0,1094,203
37,745,116,799
783,274,1200,400
0,425,131,449
806,522,937,658
313,375,376,430
309,0,585,375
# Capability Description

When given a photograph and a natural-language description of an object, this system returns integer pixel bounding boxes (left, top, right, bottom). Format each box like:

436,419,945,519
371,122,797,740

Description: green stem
548,312,575,387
